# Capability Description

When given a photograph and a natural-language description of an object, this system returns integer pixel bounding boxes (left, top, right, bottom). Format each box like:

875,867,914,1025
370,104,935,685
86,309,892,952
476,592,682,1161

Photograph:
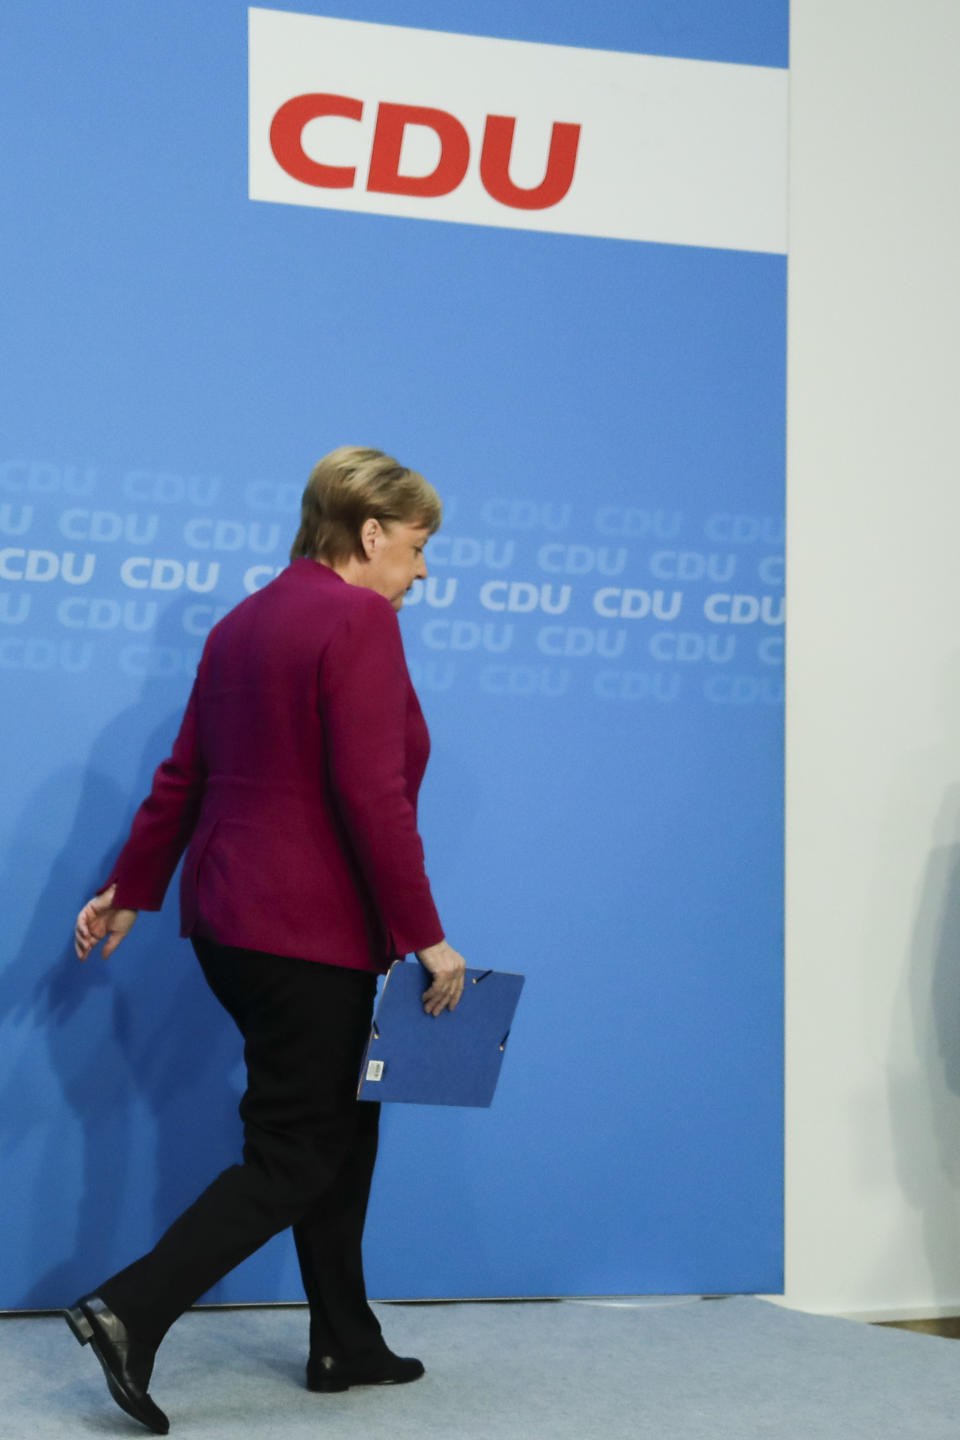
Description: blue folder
357,961,525,1108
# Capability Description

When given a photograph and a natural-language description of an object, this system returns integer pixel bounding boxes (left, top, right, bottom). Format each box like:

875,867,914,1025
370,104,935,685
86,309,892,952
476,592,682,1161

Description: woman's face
361,519,431,610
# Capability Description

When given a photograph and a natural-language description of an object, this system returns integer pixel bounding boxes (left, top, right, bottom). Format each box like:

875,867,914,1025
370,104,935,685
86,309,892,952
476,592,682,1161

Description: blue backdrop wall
0,0,787,1306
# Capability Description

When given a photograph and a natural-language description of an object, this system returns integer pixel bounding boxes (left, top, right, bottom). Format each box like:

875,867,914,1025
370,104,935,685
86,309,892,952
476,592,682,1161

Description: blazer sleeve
102,679,206,910
319,594,444,956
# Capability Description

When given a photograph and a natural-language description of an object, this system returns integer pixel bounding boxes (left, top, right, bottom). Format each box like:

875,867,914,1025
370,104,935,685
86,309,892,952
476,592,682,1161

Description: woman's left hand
74,884,139,961
416,939,467,1015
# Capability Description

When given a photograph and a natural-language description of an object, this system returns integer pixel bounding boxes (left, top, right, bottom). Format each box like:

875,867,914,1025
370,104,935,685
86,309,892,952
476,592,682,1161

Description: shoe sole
308,1378,422,1391
308,1364,425,1392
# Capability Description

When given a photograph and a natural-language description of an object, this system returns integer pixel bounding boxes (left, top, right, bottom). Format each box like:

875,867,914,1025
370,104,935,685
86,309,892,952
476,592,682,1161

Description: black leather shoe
307,1346,425,1392
65,1294,169,1435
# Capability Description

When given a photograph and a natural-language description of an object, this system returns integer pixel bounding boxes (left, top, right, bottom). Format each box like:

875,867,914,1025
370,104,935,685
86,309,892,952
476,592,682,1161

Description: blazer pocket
188,816,219,880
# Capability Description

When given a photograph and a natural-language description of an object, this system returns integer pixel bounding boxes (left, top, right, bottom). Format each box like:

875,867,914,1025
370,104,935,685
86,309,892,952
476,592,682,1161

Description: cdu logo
269,95,579,212
249,10,788,252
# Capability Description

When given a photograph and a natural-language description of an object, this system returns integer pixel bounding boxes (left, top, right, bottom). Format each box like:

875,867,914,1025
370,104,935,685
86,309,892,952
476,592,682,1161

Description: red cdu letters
268,94,580,211
269,93,364,189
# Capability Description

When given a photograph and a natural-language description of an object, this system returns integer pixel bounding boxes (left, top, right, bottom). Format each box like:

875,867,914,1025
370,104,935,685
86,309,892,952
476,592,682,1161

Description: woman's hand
74,884,139,961
416,939,467,1016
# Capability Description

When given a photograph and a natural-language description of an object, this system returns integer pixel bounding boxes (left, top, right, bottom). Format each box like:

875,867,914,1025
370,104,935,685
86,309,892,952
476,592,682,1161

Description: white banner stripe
249,8,787,255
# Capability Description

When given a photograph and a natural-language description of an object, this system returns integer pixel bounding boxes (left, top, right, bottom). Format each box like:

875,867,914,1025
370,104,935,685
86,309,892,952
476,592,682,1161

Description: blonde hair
290,446,442,565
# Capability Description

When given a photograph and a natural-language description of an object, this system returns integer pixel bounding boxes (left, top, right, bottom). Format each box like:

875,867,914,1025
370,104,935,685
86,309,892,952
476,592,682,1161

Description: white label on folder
366,1060,384,1082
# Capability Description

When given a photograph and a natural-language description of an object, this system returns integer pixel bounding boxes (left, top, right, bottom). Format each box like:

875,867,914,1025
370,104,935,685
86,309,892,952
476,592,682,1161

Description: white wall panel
785,0,960,1319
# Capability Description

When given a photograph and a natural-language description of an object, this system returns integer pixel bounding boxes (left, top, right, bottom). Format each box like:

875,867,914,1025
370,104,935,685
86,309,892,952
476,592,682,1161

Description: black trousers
100,940,383,1359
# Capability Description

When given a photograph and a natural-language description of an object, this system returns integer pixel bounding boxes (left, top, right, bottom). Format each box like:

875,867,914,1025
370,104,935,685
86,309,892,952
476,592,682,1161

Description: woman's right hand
74,884,138,961
416,939,467,1016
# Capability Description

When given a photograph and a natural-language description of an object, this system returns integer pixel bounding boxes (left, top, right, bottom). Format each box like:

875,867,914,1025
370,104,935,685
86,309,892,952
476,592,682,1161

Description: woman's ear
360,517,382,559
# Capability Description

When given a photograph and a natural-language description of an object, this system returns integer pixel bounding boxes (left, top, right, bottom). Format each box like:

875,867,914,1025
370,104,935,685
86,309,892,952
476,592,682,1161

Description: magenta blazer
106,559,444,971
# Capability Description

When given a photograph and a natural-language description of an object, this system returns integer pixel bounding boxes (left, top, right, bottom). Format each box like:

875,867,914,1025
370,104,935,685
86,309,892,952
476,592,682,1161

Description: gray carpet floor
3,1296,959,1439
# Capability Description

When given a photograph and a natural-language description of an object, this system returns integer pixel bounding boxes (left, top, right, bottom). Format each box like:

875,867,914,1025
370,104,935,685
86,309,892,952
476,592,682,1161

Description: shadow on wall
886,696,960,1301
1,597,243,1310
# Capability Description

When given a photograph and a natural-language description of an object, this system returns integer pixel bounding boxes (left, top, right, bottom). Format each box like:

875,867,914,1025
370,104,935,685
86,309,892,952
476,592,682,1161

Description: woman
68,446,466,1436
